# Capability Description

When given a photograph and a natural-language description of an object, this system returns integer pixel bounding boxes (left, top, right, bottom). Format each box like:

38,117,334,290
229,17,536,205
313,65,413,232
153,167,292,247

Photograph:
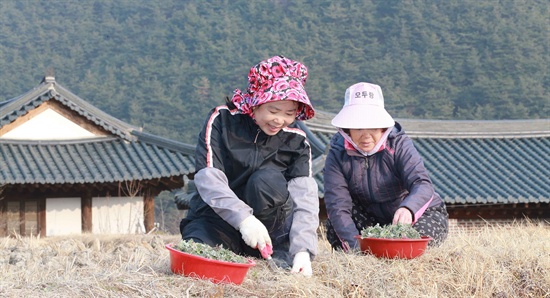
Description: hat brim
331,105,394,129
253,77,315,121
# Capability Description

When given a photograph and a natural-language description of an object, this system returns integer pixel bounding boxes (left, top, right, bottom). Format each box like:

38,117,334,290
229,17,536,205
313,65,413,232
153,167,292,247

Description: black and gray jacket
189,105,319,257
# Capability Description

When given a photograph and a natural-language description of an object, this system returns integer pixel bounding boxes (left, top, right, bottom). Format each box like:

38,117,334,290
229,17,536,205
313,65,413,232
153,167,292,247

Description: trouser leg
412,202,449,246
179,191,260,257
324,219,341,250
242,168,292,247
179,168,293,259
242,168,294,266
325,204,378,251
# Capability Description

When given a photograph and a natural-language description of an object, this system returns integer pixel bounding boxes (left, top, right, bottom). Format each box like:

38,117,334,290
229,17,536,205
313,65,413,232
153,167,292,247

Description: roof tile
0,138,194,184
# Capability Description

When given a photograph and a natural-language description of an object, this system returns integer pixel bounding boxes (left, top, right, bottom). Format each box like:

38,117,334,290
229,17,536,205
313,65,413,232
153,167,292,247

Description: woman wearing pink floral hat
180,56,318,276
323,82,449,252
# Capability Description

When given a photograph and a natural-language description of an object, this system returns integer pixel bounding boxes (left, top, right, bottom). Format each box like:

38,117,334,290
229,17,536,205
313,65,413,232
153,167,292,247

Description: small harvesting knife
260,244,278,271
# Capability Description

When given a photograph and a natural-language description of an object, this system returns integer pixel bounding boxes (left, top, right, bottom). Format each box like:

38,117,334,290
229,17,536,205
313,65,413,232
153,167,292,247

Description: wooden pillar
19,200,25,236
82,192,93,233
144,189,155,233
39,197,46,237
0,198,5,237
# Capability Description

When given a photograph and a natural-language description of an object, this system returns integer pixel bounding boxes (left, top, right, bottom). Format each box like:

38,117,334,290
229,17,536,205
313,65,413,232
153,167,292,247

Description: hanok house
298,111,550,230
0,76,195,237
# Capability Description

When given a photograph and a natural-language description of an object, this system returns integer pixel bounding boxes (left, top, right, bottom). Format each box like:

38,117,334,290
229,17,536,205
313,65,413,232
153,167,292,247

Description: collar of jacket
339,126,393,157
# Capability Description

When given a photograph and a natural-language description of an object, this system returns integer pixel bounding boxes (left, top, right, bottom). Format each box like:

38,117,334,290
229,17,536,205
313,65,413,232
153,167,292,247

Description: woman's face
253,100,298,136
349,128,386,152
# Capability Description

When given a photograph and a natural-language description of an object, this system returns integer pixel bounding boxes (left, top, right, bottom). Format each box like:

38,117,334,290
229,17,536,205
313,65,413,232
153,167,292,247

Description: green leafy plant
175,239,248,264
360,223,421,239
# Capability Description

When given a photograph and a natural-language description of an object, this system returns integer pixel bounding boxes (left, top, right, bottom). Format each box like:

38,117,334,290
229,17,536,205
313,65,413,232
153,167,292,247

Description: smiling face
252,100,299,136
349,128,386,152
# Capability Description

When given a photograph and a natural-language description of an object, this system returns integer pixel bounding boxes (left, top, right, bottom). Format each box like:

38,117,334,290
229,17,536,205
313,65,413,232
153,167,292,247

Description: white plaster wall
92,197,145,234
1,108,97,140
46,197,82,236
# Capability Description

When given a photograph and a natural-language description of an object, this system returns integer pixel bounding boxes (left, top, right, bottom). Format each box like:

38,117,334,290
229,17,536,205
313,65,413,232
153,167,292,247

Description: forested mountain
0,0,548,144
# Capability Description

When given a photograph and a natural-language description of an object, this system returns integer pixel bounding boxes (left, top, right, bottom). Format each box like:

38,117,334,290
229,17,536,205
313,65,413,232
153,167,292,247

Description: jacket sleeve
394,135,436,222
283,132,320,257
193,107,253,228
194,167,253,229
288,176,319,258
194,106,226,172
323,144,359,250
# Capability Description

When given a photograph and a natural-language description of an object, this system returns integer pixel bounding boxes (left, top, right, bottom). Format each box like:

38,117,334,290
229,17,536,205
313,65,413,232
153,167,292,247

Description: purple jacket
323,122,444,249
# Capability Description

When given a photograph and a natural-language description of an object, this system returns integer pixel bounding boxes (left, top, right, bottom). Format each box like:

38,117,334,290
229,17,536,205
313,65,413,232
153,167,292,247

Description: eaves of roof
0,136,195,185
413,137,550,205
306,111,550,138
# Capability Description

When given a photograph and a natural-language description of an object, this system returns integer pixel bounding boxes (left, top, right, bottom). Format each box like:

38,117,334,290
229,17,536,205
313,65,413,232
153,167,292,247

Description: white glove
291,251,312,276
238,215,272,250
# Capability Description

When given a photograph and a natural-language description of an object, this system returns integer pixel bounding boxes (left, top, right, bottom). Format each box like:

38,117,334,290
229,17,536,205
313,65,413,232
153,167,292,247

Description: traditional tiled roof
0,134,195,185
0,77,195,186
299,111,550,205
0,76,139,141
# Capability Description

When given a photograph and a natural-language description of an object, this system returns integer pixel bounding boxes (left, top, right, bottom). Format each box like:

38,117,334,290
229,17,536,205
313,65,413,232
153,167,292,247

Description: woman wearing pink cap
180,56,318,276
323,82,449,251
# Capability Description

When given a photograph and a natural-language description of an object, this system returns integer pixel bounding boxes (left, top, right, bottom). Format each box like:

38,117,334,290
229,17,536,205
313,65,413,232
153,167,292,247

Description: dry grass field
1,222,549,298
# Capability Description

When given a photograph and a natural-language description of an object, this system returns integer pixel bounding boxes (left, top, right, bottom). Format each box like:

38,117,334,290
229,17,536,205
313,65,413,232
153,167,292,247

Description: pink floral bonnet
231,55,315,121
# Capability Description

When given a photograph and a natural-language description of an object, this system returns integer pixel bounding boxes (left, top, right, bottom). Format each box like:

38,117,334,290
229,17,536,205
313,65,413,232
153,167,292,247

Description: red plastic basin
166,243,256,285
354,235,432,259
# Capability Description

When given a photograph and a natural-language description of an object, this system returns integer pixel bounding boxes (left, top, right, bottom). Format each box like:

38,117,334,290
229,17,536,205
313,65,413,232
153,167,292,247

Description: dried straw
1,221,548,297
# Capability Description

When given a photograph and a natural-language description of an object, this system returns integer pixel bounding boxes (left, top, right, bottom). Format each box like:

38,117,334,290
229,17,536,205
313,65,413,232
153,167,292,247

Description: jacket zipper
253,129,261,171
366,155,389,219
254,129,261,144
366,156,376,201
